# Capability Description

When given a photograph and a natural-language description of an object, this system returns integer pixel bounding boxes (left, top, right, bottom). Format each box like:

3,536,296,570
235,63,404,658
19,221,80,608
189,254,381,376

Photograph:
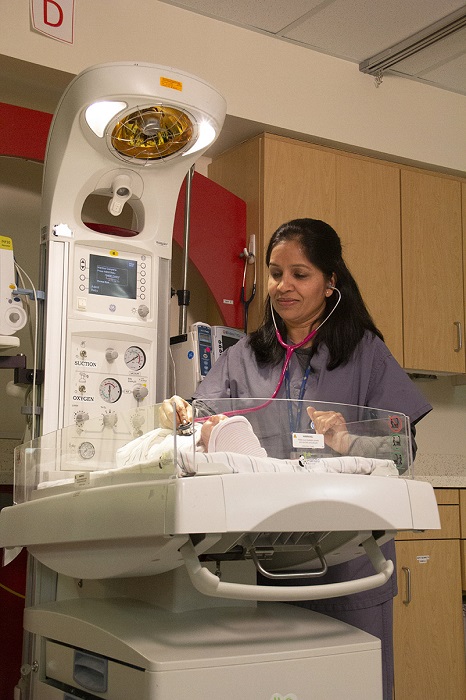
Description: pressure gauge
99,378,122,403
124,345,146,371
78,441,95,460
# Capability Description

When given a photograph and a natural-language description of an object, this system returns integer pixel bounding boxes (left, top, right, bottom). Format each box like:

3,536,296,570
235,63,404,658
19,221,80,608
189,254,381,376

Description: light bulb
110,106,194,160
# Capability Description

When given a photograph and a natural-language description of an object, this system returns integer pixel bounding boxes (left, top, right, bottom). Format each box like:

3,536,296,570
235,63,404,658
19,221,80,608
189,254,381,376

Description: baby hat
207,415,267,457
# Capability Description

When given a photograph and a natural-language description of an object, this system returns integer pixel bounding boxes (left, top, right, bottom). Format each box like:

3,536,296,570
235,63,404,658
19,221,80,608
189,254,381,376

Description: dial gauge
124,345,146,371
99,377,122,403
78,441,95,459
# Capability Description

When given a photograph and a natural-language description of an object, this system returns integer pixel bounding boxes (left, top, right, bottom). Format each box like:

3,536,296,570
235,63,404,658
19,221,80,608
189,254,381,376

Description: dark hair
248,218,383,369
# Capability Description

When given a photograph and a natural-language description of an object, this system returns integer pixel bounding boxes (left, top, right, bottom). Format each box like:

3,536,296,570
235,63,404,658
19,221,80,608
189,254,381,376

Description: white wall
0,0,464,173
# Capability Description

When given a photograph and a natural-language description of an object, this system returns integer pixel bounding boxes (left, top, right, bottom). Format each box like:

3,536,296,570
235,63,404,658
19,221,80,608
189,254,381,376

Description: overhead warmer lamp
359,7,466,80
41,61,226,233
39,62,226,436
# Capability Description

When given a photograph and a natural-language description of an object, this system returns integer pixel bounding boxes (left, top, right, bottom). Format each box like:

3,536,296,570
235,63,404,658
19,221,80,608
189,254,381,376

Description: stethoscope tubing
194,288,341,424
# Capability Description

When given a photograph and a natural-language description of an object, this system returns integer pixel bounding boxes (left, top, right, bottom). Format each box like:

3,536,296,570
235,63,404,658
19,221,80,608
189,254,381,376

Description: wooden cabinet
460,489,466,591
209,134,403,361
209,133,466,372
394,489,466,699
401,170,464,373
334,156,402,360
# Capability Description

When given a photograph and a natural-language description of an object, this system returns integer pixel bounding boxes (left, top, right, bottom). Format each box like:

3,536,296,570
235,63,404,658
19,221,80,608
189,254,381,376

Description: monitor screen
221,334,241,351
89,254,137,299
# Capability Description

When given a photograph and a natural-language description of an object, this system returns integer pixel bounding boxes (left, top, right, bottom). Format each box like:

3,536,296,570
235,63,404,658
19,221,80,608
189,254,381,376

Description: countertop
413,454,466,488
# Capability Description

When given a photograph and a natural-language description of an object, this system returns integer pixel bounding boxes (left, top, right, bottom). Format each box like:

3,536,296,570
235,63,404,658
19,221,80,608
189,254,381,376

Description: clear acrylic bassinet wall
13,398,413,504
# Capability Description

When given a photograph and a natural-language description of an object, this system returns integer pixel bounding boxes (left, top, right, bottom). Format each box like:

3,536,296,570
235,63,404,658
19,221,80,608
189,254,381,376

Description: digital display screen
222,334,241,350
198,330,212,344
89,255,137,299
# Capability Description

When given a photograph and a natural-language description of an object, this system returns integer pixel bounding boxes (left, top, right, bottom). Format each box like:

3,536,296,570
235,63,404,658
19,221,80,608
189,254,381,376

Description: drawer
435,488,459,505
396,504,460,541
44,640,146,699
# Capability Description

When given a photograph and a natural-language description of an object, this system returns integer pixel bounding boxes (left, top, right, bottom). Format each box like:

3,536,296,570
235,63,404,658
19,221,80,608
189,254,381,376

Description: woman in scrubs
162,218,431,699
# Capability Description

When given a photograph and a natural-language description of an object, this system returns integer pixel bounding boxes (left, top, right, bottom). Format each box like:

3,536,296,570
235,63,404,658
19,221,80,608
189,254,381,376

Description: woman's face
268,239,331,337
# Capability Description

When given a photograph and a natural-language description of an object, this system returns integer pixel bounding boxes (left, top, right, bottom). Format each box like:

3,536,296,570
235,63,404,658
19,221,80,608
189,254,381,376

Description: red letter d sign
31,0,75,43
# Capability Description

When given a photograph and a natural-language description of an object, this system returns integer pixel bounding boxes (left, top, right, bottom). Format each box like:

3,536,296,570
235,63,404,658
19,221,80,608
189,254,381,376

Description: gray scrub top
193,331,431,439
193,331,432,610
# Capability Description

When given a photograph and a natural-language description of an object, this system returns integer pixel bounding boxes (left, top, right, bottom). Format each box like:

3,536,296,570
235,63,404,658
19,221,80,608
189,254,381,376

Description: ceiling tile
161,0,322,33
282,0,466,61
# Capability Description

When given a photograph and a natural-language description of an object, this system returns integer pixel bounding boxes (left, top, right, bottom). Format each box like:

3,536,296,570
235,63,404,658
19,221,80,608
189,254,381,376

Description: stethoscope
270,285,341,406
191,286,342,425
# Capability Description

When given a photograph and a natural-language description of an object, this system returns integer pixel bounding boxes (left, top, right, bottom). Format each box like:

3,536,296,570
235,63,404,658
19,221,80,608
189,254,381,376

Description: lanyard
284,361,312,433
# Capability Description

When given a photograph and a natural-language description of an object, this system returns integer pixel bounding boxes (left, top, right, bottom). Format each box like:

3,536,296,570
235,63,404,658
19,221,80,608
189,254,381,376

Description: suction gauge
124,346,146,371
78,441,95,460
99,378,122,403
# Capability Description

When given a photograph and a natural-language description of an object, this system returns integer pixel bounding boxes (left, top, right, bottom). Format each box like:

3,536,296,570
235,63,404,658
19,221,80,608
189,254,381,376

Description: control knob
102,412,118,428
105,348,119,362
133,385,148,401
75,411,89,425
137,304,149,319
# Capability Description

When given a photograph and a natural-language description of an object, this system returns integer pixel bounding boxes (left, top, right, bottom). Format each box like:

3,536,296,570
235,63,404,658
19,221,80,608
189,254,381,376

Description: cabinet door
402,170,464,373
394,539,466,699
335,156,403,363
262,135,337,323
262,135,337,235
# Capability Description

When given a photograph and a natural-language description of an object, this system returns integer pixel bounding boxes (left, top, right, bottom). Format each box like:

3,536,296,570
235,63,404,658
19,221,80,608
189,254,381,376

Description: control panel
68,334,151,426
72,244,152,324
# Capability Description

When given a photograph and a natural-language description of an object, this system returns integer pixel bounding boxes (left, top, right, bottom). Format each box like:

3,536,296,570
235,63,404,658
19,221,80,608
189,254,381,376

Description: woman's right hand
159,395,193,429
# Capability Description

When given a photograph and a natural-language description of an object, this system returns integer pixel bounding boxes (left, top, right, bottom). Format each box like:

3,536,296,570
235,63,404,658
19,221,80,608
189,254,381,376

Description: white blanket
176,450,398,477
114,419,398,477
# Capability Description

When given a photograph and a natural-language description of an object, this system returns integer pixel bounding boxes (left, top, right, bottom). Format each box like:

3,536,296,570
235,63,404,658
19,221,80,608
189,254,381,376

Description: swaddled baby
115,415,398,478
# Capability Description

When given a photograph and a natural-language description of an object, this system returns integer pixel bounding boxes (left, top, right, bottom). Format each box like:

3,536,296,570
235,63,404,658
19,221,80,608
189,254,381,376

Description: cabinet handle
402,566,411,605
454,321,462,352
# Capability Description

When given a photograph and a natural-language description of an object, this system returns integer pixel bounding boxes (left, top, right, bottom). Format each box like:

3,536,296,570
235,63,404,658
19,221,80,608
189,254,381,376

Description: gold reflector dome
111,106,194,160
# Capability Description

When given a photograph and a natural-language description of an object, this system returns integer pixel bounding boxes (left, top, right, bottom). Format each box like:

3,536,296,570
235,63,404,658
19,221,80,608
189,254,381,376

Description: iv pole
177,165,195,336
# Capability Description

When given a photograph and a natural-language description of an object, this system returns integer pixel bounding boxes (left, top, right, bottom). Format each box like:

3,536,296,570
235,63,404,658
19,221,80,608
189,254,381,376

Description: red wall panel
173,172,246,328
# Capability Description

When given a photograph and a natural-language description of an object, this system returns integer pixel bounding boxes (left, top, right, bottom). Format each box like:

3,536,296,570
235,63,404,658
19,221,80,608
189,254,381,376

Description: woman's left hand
307,406,350,454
